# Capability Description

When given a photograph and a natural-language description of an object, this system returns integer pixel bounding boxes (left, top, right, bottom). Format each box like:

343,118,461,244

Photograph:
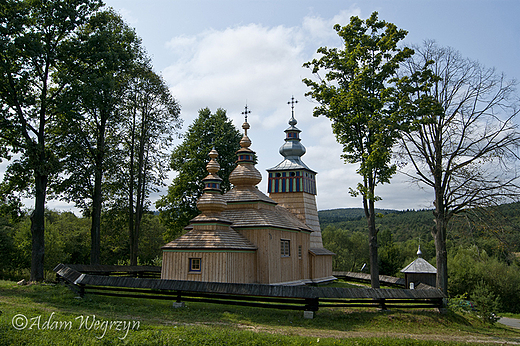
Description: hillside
318,202,520,252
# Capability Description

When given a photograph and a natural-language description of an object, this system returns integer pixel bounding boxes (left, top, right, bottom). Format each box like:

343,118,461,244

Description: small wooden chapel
161,102,335,285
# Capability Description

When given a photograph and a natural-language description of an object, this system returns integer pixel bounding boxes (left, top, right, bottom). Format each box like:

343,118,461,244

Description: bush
472,280,500,324
448,245,520,313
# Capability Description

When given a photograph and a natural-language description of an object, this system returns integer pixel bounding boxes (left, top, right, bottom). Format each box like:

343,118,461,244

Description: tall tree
54,9,142,264
156,108,241,239
303,12,414,288
397,41,520,294
0,0,102,280
119,63,181,266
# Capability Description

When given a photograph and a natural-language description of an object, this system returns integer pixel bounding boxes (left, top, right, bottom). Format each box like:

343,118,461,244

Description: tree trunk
90,164,102,265
129,111,136,266
363,179,380,288
433,192,448,295
30,172,47,281
90,120,106,265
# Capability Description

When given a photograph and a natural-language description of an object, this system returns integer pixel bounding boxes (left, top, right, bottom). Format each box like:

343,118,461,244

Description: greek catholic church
161,102,335,285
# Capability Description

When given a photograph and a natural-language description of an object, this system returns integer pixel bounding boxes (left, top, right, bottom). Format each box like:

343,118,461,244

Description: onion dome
196,148,227,215
229,106,262,187
279,113,307,159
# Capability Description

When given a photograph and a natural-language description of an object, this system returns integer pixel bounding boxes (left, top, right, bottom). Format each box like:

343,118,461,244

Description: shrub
471,280,500,324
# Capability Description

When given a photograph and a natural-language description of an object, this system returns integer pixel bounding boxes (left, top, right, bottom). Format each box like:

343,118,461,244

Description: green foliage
322,226,369,272
0,209,170,280
303,12,415,194
0,0,104,280
156,108,241,239
448,245,520,313
100,210,167,265
319,205,520,254
304,12,418,288
472,280,500,324
43,210,91,270
447,293,472,313
0,217,18,270
54,8,144,214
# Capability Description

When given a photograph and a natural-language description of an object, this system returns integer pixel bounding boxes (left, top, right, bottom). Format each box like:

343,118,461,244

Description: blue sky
3,0,519,213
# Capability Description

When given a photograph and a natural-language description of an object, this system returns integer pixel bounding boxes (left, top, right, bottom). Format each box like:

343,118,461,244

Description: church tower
267,97,323,249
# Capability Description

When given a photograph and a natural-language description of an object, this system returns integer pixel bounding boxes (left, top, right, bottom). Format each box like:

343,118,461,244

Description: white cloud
159,8,436,211
301,8,361,43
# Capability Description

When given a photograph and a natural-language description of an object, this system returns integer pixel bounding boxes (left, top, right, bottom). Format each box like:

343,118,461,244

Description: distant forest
318,203,520,254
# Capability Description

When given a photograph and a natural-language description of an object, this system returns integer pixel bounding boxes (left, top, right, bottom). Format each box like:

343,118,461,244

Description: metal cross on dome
288,96,298,117
241,104,251,122
241,104,251,136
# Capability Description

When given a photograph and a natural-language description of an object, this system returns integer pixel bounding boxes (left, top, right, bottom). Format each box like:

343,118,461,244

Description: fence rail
54,264,445,315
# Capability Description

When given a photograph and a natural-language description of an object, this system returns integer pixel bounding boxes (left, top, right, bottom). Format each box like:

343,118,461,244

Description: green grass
1,280,519,345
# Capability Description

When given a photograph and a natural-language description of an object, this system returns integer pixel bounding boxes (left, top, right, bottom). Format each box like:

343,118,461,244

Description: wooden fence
54,264,445,315
332,271,406,288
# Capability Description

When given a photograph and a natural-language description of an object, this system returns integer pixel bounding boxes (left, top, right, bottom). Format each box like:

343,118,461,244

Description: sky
2,0,519,213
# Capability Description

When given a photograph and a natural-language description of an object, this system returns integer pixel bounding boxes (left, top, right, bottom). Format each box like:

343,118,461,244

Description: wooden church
161,102,335,285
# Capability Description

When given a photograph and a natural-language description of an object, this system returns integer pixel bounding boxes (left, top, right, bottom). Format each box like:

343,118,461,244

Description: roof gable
401,257,437,274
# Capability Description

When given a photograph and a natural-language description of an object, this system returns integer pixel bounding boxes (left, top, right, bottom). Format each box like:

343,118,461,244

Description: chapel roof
400,247,437,274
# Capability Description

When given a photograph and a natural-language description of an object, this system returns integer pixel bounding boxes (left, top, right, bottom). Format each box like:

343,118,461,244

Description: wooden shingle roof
221,204,312,232
161,229,257,251
223,186,276,204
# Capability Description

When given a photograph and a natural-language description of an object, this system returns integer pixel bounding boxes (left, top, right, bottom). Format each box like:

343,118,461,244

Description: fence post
304,297,319,319
172,291,185,308
78,284,85,298
379,299,387,311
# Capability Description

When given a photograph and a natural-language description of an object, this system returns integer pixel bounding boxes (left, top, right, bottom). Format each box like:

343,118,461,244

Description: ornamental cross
242,104,251,122
288,96,298,116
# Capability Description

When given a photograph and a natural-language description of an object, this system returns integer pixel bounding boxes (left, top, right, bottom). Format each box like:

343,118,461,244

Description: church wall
237,229,271,284
237,228,311,284
310,254,333,281
161,251,256,283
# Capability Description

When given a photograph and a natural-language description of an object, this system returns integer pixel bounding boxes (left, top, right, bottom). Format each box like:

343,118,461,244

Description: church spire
196,148,227,215
279,97,306,160
268,97,316,195
229,105,262,187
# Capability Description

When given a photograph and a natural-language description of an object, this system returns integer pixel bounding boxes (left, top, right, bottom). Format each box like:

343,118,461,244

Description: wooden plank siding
310,254,333,281
238,227,310,284
162,251,256,283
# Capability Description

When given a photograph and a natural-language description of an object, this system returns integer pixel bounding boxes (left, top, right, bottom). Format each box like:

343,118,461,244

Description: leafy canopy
303,12,415,198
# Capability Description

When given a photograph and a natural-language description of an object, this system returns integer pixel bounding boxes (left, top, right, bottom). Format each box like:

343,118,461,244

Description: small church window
281,239,290,257
189,258,201,272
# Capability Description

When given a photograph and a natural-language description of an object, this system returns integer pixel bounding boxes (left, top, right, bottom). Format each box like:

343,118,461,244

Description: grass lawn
1,279,519,345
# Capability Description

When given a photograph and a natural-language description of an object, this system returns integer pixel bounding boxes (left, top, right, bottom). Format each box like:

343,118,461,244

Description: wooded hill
318,202,520,255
